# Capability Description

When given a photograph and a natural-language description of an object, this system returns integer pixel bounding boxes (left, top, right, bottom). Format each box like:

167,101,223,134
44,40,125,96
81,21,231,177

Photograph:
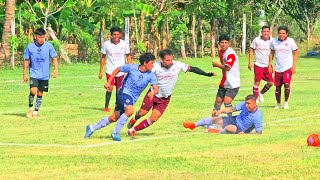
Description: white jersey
101,39,130,77
250,36,272,67
270,37,298,73
219,47,240,89
152,61,189,98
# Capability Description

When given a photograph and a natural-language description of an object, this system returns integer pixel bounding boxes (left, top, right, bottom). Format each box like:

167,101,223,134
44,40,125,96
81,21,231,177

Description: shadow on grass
2,112,26,118
80,106,104,111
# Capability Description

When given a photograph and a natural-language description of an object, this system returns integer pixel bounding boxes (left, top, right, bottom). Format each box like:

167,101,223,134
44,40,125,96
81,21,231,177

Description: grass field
0,55,320,179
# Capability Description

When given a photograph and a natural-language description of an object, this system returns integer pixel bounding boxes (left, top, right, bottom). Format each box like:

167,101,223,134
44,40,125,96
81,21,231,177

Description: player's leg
224,87,239,117
33,79,48,117
184,116,223,130
220,125,237,134
274,72,282,109
104,74,115,112
127,90,153,129
212,86,225,116
219,116,237,134
259,67,274,102
253,65,262,102
27,78,38,118
283,69,293,109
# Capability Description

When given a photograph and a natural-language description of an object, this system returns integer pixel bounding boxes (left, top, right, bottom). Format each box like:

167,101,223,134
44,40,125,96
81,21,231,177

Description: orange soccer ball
307,134,320,147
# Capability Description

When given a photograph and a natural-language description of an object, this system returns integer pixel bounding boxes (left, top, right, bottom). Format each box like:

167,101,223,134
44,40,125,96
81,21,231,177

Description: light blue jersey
119,64,157,103
235,101,263,133
23,42,57,80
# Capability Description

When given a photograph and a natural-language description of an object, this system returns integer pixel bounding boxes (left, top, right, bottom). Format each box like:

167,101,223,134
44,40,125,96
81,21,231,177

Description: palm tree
1,0,15,60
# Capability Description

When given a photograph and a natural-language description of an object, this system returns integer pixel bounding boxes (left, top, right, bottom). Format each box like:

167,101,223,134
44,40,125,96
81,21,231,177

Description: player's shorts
140,91,171,114
106,74,124,90
115,92,134,115
274,68,292,86
222,116,242,134
216,86,239,100
254,64,274,83
29,77,49,92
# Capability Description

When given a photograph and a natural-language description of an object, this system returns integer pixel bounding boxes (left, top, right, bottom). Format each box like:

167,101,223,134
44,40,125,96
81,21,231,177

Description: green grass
0,56,320,179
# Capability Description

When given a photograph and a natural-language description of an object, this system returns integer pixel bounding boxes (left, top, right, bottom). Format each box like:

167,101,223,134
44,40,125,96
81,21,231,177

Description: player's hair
159,49,173,59
278,25,289,34
110,26,122,34
139,53,155,65
34,28,46,35
245,95,257,101
262,25,270,30
219,34,230,42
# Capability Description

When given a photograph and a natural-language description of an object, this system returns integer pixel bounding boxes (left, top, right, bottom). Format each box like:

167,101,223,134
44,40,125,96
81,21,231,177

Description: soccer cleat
183,121,196,130
274,104,281,109
127,128,136,138
111,132,121,141
283,102,289,109
26,108,33,118
84,125,93,138
127,118,136,129
258,92,264,103
104,107,110,112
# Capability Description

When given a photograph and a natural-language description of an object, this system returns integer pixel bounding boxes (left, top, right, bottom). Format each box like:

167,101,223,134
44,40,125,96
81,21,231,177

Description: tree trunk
161,16,167,50
1,0,15,60
210,19,217,58
140,11,144,42
180,31,186,59
191,13,197,58
199,19,204,56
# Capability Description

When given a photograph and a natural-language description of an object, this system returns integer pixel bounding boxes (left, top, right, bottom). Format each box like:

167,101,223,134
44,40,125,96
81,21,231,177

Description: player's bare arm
126,53,132,64
292,49,298,74
189,66,217,77
248,48,254,71
212,61,231,71
23,60,29,82
268,50,275,74
52,57,58,78
213,106,237,116
147,84,159,100
99,53,106,79
104,67,120,90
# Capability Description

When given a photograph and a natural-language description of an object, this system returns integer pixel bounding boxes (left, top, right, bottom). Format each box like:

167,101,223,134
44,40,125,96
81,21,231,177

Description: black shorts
30,77,49,92
216,86,239,100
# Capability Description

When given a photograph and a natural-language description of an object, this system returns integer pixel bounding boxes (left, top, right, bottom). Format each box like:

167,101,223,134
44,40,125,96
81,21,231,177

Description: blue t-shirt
119,64,157,103
23,42,57,80
234,101,263,133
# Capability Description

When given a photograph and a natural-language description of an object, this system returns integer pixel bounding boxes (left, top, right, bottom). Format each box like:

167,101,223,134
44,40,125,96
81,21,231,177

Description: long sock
35,96,42,111
260,84,271,94
224,103,232,117
134,118,152,131
134,112,142,121
284,83,290,101
113,113,129,134
212,104,221,117
275,86,281,104
29,94,35,107
92,116,111,131
105,91,112,108
195,117,213,127
253,85,259,98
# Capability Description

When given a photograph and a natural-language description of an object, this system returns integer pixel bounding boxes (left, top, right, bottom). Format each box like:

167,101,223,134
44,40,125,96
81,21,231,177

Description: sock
35,96,42,111
195,117,213,127
92,116,111,131
134,112,142,121
105,91,112,108
260,84,271,94
253,85,259,98
224,103,232,117
134,118,152,131
284,83,290,101
29,94,35,108
275,86,281,104
113,113,129,134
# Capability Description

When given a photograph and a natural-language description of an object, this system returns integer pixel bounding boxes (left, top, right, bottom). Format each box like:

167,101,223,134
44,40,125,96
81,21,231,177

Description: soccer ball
307,134,320,147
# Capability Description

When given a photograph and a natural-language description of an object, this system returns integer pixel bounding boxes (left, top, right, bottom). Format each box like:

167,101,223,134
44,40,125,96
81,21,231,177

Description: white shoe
258,92,264,103
32,111,39,118
283,102,289,109
274,104,281,109
256,99,260,104
26,108,33,118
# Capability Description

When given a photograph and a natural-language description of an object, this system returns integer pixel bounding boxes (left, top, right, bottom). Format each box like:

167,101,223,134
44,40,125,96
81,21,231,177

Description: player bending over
183,95,263,134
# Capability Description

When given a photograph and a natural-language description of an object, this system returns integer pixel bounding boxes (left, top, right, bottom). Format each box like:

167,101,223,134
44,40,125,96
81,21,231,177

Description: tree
1,0,15,60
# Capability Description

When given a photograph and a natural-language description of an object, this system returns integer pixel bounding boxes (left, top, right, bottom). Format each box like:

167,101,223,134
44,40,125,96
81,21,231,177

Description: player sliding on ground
127,49,216,137
84,53,158,141
183,95,263,134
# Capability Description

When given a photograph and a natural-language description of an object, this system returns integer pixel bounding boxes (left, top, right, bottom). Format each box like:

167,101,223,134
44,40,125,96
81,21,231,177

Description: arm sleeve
250,38,256,49
23,46,30,60
291,39,298,51
49,44,58,58
270,39,275,50
254,114,263,133
225,54,236,68
189,66,213,76
149,72,158,85
234,101,245,111
120,64,131,73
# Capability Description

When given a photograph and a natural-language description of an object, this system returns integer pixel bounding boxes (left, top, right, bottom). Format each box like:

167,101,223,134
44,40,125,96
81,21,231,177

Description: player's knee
225,125,237,134
284,83,290,88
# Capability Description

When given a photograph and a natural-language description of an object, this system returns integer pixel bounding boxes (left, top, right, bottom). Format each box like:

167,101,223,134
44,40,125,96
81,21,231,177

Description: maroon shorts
254,65,274,83
140,92,171,114
106,74,124,90
274,69,292,86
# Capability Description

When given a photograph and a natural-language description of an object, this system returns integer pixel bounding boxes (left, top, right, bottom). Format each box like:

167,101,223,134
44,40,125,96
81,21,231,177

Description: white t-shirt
152,61,189,98
270,37,298,73
101,39,130,77
219,47,240,89
250,36,272,67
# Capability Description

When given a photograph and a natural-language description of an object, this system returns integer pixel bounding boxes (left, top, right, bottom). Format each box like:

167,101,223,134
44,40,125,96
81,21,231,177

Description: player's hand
248,63,253,71
268,65,273,74
52,69,58,78
206,72,217,77
212,109,220,116
23,74,28,83
98,72,103,79
212,61,220,67
147,91,155,100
